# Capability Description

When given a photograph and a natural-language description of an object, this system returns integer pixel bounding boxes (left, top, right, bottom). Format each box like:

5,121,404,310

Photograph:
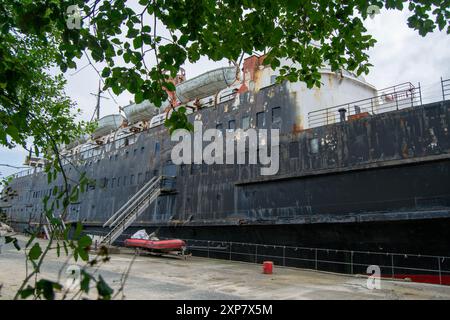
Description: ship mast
90,81,109,120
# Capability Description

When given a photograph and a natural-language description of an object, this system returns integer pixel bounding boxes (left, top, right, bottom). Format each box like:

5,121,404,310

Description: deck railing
308,77,450,128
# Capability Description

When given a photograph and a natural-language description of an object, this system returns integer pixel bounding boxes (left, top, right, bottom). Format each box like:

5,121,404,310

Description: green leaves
19,279,62,300
28,242,42,260
5,236,20,251
96,275,113,300
77,235,92,261
133,36,143,49
36,279,62,300
165,107,194,135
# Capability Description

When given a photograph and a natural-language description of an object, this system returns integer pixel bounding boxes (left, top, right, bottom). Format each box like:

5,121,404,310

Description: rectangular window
123,176,127,186
242,116,250,130
130,175,135,185
138,172,142,184
180,164,185,176
117,177,121,187
154,142,160,155
272,106,281,124
289,142,299,159
228,120,236,130
111,178,116,188
190,164,201,175
256,112,265,128
216,123,223,130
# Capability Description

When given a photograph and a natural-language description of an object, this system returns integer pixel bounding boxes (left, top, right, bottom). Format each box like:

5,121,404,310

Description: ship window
130,175,135,185
115,154,118,161
242,116,250,130
228,120,236,130
133,149,137,155
289,142,299,158
310,138,319,154
155,142,160,155
117,177,121,187
138,173,142,184
256,112,265,128
88,180,96,191
272,107,281,124
141,146,145,153
180,164,185,176
123,176,127,186
190,164,201,175
145,171,150,180
111,178,116,188
125,150,129,158
216,123,222,130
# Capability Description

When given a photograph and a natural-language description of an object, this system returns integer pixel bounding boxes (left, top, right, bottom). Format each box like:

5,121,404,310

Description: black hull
57,216,450,285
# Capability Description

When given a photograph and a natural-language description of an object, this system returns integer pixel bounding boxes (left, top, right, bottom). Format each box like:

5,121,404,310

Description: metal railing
85,229,450,286
308,77,450,128
442,77,450,101
180,238,450,285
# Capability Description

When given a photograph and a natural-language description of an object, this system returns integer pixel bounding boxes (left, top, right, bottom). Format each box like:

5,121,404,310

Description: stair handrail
108,176,161,227
102,176,159,227
101,187,162,245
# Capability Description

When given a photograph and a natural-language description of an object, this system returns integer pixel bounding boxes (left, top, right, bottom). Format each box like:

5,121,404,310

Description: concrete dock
1,235,450,300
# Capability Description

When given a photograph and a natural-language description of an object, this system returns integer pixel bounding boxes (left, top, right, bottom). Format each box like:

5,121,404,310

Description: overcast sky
1,8,449,179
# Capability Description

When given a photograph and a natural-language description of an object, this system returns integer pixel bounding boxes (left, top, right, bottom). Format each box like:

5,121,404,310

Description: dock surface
1,235,450,300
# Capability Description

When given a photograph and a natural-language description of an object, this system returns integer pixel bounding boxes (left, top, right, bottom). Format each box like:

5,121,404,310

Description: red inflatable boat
124,238,186,254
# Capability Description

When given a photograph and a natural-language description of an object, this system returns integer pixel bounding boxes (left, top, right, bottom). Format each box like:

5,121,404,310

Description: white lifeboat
92,114,125,139
122,100,169,124
175,66,238,103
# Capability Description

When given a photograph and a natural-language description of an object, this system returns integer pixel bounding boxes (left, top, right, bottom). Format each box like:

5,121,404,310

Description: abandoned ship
2,55,450,282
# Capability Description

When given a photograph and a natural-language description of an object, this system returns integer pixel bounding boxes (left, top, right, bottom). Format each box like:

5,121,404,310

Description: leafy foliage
2,0,448,134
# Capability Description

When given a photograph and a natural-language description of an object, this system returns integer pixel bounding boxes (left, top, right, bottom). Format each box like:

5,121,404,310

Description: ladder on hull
100,176,174,246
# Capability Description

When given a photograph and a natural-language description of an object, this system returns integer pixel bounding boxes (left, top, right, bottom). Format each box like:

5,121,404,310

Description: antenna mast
90,81,109,120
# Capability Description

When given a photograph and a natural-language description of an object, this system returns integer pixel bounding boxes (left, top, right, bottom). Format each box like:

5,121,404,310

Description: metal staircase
99,176,175,246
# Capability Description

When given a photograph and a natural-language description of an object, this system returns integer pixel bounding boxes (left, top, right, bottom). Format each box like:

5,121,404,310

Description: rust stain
348,112,370,121
401,142,409,158
242,55,266,92
292,123,304,133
